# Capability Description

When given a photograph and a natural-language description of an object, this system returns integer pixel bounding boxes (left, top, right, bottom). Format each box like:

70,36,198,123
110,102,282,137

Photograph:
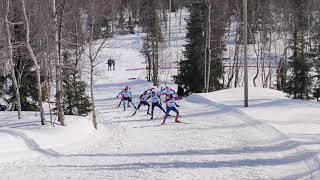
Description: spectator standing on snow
111,59,115,70
177,85,184,99
161,94,181,125
107,58,112,71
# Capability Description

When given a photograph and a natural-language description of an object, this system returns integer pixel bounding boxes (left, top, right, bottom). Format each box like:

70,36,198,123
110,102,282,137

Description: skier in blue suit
150,90,167,120
161,94,181,125
117,86,136,111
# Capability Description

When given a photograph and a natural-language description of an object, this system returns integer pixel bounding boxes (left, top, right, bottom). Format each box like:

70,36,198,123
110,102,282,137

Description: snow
0,112,104,164
1,10,320,180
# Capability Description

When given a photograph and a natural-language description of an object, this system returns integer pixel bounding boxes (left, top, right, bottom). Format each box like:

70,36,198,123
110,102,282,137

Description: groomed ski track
0,33,319,179
0,82,319,179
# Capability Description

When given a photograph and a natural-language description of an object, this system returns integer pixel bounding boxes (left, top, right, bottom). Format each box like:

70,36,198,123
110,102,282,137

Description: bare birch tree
51,0,65,126
21,0,45,125
4,0,22,119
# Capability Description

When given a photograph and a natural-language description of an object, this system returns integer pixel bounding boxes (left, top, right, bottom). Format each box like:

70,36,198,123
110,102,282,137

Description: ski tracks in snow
192,93,320,179
1,87,319,179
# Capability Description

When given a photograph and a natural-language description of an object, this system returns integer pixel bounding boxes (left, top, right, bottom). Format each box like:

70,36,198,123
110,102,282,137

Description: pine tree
174,1,207,94
208,0,227,91
311,10,320,102
175,1,225,93
312,51,320,101
284,0,312,99
6,6,41,111
62,52,91,115
285,30,312,99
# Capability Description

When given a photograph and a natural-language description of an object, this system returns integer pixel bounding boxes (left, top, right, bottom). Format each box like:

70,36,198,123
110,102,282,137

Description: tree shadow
48,141,320,179
217,99,320,109
63,139,307,158
0,129,61,157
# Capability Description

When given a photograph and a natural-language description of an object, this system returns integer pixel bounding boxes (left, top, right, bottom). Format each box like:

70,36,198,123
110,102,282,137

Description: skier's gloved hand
116,95,119,98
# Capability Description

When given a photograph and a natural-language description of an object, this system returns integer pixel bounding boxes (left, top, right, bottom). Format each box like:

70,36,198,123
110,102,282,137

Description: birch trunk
5,0,22,119
89,0,98,129
21,0,45,125
52,0,65,125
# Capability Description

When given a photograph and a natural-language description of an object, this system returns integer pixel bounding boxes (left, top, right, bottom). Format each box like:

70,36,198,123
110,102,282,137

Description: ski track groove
0,90,318,179
194,94,320,179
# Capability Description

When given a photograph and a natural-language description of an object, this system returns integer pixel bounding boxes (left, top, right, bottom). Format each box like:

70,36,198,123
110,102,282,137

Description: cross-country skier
150,90,167,120
116,86,136,111
131,90,151,116
161,94,181,125
160,86,176,100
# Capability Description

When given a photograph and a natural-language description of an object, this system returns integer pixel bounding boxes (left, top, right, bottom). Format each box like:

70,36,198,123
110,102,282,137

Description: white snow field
0,32,320,180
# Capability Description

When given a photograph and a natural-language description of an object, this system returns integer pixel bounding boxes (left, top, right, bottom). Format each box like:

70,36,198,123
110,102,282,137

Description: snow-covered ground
1,11,320,179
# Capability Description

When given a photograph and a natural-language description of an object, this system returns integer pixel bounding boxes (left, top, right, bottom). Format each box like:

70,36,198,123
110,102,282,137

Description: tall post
243,0,249,107
169,0,171,46
206,0,211,93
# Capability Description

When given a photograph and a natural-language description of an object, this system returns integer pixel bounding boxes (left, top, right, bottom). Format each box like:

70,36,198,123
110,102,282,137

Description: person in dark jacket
107,58,112,71
131,91,151,116
111,59,115,70
177,85,184,99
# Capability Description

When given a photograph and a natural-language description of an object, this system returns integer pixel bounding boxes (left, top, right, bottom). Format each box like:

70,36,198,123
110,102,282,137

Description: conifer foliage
175,1,207,93
284,0,312,99
62,52,91,115
175,0,225,94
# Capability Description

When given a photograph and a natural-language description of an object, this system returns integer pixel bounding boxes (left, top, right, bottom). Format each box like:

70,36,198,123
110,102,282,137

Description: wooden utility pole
206,0,211,93
243,0,249,107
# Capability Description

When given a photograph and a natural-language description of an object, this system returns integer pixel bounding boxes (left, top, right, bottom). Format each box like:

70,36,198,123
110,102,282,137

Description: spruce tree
62,52,91,115
284,0,312,99
174,1,207,93
6,7,40,111
208,1,227,91
311,12,320,101
285,30,312,99
313,54,320,101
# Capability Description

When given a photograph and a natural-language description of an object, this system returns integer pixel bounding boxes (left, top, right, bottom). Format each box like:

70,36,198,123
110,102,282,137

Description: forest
0,0,320,128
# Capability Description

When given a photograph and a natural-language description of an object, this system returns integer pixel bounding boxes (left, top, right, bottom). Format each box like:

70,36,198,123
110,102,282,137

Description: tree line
0,0,187,128
1,0,319,128
175,0,320,102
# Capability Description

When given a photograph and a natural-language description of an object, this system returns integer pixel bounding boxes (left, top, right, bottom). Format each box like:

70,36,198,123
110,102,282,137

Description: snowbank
0,112,105,164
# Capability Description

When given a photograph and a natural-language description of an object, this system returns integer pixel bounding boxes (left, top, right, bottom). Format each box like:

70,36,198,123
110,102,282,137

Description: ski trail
190,94,320,179
0,81,318,179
